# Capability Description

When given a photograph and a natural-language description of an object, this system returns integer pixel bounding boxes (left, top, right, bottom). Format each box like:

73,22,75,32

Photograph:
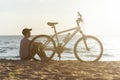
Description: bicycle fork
80,30,90,51
83,36,90,51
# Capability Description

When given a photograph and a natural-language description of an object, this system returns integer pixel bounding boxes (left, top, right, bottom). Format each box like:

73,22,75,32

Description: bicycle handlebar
77,12,82,18
76,12,83,24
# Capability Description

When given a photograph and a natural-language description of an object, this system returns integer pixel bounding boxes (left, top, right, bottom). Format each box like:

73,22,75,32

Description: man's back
20,37,30,59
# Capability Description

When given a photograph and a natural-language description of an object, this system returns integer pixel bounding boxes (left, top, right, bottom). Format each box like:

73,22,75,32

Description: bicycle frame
45,12,88,52
51,26,84,48
49,14,86,49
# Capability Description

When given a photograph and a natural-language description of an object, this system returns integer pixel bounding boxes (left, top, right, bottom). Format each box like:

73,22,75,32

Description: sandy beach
0,60,120,80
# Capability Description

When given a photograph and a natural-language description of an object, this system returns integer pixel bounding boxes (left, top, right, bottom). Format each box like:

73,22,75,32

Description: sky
0,0,120,35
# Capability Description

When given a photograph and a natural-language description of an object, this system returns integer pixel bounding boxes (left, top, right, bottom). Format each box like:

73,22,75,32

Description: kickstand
58,54,61,65
59,56,61,61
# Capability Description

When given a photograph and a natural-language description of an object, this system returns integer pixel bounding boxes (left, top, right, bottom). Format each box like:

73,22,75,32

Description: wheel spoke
74,36,103,62
29,35,56,61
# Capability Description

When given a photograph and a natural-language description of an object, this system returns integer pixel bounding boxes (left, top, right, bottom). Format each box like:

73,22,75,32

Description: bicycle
29,12,103,62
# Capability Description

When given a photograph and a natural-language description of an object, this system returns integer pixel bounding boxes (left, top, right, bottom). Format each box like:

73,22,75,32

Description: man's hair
22,28,32,35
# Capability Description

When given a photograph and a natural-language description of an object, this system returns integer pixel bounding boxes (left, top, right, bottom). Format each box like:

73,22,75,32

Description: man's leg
37,48,47,61
33,44,47,61
21,54,33,61
30,45,38,60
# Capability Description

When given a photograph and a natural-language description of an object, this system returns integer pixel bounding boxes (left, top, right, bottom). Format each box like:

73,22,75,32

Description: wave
0,35,119,61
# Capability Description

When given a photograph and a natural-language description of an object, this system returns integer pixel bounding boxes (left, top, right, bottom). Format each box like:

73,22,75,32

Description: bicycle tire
29,35,56,62
74,35,103,62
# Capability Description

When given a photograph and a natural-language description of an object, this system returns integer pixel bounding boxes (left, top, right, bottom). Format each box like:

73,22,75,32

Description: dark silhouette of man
19,28,47,61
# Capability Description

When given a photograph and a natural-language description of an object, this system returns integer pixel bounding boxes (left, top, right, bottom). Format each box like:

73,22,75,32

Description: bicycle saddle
47,22,58,27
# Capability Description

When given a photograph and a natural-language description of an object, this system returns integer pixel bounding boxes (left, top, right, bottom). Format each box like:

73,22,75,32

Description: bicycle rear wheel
74,35,103,62
29,35,56,61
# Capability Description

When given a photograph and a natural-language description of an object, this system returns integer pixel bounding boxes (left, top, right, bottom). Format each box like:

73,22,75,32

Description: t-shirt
19,37,31,59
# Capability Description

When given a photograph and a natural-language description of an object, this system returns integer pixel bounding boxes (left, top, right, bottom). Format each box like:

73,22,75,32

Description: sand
0,60,120,80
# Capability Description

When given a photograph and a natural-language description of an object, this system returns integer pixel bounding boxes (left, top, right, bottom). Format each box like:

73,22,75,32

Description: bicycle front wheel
29,35,56,61
74,35,103,62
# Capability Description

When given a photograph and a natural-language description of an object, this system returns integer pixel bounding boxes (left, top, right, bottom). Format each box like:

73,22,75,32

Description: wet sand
0,60,120,80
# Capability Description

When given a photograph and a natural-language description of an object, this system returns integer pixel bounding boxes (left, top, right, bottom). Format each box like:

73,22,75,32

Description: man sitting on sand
19,28,47,61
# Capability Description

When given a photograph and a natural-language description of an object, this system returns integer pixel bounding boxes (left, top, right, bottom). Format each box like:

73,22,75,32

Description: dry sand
0,60,120,80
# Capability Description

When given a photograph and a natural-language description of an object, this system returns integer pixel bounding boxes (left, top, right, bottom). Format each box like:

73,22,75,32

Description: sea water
0,35,120,61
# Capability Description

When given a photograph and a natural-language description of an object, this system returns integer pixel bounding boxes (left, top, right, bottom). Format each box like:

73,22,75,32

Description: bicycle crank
56,44,64,59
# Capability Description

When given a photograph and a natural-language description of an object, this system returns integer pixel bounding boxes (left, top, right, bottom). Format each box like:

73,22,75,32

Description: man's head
22,28,32,37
